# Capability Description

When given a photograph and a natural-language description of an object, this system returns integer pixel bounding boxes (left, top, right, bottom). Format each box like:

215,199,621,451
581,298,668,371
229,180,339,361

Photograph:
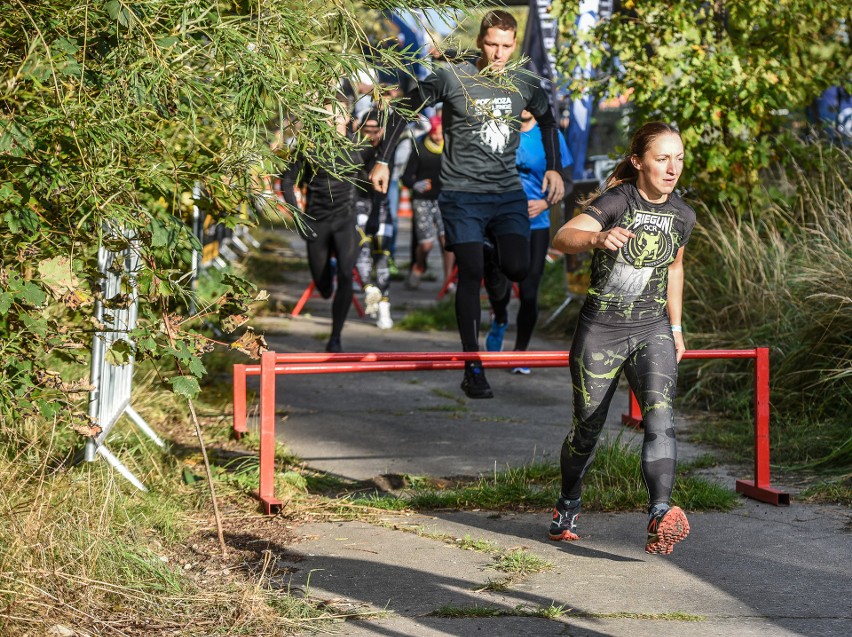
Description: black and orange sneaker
645,505,690,555
548,496,581,541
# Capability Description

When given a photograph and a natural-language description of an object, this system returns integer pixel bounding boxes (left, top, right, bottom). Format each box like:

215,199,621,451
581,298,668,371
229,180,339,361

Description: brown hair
478,10,518,39
582,121,682,207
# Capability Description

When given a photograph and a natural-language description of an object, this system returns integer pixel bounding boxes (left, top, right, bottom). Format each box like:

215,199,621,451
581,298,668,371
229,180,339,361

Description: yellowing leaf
38,256,78,299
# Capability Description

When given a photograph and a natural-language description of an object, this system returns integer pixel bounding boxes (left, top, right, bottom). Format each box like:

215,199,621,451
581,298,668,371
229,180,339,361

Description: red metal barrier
291,270,366,318
231,347,788,513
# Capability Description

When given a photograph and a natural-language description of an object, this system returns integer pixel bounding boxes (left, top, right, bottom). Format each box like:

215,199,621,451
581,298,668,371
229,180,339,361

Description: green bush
557,1,851,207
682,144,851,471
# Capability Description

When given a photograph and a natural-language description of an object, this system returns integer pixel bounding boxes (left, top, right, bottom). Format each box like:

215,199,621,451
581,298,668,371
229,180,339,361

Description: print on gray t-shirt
413,62,551,193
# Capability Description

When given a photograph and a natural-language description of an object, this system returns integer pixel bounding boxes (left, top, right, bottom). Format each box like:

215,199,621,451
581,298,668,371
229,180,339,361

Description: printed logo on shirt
621,209,676,269
474,97,513,154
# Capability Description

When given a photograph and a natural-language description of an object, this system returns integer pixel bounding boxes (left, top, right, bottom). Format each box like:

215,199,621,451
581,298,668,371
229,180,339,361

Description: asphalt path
241,218,851,636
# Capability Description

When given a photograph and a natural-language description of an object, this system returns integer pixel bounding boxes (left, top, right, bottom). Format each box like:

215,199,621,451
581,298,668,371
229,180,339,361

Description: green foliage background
557,0,851,207
0,0,469,430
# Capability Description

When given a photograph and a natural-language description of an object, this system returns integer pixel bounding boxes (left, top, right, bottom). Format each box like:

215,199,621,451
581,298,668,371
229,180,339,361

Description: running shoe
376,301,394,330
485,320,508,352
511,367,531,375
363,284,381,317
645,505,690,555
405,266,423,290
548,496,581,541
325,336,342,353
460,364,493,399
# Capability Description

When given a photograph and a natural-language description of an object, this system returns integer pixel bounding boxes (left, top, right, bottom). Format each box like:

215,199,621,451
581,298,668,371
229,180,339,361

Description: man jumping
371,10,565,398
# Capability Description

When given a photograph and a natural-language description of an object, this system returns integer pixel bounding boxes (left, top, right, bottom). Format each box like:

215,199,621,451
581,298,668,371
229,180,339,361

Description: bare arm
552,212,636,255
667,246,686,362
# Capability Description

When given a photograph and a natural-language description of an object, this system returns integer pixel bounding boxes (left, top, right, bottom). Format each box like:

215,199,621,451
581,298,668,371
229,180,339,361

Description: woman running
548,121,696,555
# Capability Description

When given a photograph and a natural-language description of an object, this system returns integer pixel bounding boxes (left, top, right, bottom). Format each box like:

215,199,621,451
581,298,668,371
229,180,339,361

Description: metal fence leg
233,364,247,439
125,406,164,448
736,347,790,505
97,445,148,492
255,351,283,514
542,294,576,328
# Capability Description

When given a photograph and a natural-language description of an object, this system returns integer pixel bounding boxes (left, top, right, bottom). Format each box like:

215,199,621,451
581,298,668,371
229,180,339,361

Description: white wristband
671,325,683,333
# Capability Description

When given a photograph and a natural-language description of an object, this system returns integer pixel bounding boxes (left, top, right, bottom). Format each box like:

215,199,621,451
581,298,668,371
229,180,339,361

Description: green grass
0,371,364,637
799,474,852,506
578,611,705,621
475,576,514,593
395,298,458,331
431,603,568,619
418,404,469,413
682,144,851,473
314,437,739,513
431,605,704,621
491,548,552,575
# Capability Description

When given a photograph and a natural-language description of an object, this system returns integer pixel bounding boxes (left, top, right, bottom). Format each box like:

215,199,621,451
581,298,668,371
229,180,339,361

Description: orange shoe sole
645,506,690,555
548,529,580,541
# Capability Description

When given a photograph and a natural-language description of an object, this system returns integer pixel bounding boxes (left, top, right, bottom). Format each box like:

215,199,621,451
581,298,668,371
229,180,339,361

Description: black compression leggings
305,216,358,339
453,234,529,352
561,318,679,507
488,227,550,351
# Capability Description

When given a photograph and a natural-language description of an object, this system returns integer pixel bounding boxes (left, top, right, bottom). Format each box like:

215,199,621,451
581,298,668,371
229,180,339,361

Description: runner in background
484,110,573,373
297,101,361,353
355,110,395,330
401,113,454,290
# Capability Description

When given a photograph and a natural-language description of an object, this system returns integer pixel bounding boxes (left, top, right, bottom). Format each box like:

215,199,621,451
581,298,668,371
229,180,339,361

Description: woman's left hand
528,199,548,218
673,331,686,363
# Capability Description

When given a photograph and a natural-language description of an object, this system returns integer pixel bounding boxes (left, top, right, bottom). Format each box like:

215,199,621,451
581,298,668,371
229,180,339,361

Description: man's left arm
529,101,565,204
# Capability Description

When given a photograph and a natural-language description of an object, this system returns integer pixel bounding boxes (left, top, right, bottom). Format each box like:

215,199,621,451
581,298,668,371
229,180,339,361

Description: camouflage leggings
561,317,678,507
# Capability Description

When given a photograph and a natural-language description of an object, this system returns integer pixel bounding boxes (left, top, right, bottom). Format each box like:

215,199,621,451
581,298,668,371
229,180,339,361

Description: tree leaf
169,375,200,399
105,339,133,366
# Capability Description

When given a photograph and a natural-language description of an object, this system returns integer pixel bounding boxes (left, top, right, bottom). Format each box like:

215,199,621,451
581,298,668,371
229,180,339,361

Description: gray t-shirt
412,63,552,193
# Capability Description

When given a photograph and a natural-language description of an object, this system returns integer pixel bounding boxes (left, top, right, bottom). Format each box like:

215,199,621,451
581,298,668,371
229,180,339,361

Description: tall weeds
683,144,851,470
0,381,338,636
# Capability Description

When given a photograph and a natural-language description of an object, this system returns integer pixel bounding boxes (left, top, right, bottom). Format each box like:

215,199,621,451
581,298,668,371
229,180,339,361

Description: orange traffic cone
398,186,412,219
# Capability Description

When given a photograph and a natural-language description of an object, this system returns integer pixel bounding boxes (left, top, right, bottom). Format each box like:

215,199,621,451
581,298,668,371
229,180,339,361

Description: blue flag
566,1,614,180
522,0,560,119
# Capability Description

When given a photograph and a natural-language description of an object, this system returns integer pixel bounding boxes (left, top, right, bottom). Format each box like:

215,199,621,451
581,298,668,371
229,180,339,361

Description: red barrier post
233,364,247,439
736,347,790,505
621,390,643,429
437,265,458,300
290,280,316,317
255,350,283,514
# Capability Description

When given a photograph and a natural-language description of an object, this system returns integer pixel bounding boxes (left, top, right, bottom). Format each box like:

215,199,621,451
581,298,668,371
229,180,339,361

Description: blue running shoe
485,320,508,352
511,367,530,375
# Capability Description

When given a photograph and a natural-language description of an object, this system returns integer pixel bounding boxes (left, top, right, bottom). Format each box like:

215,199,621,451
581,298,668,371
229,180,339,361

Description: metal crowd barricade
84,231,163,491
232,348,788,514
